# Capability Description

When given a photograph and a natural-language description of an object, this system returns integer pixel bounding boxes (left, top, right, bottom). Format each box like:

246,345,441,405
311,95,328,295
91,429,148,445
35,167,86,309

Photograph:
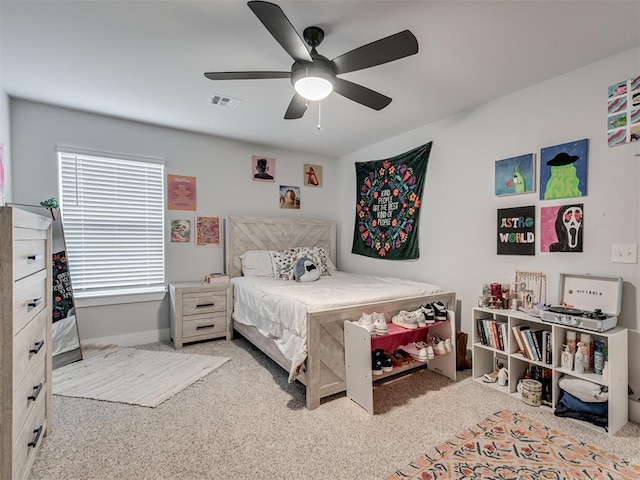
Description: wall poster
279,185,300,209
352,142,431,260
495,153,535,196
167,174,197,210
540,204,583,253
252,156,275,181
196,216,220,247
607,75,640,147
539,139,588,201
497,206,535,255
303,163,322,187
170,219,191,243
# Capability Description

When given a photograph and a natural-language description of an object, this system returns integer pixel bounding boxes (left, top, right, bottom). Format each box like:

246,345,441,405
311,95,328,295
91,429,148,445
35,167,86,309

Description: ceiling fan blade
204,71,290,81
333,78,392,111
332,30,418,74
248,1,313,63
284,93,308,119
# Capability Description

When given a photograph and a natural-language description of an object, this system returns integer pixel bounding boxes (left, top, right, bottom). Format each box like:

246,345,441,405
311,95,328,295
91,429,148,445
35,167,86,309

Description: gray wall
334,46,640,419
9,100,335,343
0,2,11,205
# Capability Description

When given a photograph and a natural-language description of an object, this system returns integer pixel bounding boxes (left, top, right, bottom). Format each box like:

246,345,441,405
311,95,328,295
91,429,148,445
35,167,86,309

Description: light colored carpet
387,409,640,479
31,338,640,480
52,344,230,407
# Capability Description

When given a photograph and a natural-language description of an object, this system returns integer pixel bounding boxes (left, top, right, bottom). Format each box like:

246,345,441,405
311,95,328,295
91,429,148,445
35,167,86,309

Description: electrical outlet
611,244,638,264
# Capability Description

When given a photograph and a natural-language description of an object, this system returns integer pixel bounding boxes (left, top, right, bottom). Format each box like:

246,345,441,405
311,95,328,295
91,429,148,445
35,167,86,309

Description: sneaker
389,350,409,367
372,353,383,375
431,301,448,321
429,336,447,356
414,341,435,360
443,337,452,353
391,311,419,329
372,349,393,373
421,304,436,323
355,312,375,334
410,307,427,327
400,342,430,362
372,312,388,336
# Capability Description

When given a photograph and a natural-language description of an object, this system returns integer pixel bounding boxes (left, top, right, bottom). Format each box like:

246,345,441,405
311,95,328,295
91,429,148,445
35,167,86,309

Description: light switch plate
611,244,638,264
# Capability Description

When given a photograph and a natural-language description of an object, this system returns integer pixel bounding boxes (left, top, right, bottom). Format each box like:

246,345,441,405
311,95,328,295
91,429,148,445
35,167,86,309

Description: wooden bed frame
226,216,456,410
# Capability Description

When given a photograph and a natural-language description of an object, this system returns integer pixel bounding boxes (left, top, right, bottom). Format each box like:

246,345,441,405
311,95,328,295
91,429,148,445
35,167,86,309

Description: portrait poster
540,204,583,253
497,206,535,255
171,219,191,243
607,75,640,147
539,139,588,201
303,164,323,187
196,216,220,247
352,142,431,260
167,174,197,210
494,153,535,196
279,185,300,209
252,156,275,182
52,251,74,323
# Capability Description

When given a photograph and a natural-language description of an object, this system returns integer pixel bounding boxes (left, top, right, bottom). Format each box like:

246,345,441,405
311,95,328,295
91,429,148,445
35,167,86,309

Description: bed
226,216,456,410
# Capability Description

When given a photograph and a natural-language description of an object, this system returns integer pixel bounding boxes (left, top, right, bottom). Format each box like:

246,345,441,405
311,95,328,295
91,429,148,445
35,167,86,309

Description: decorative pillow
270,246,331,280
293,256,320,282
240,250,275,277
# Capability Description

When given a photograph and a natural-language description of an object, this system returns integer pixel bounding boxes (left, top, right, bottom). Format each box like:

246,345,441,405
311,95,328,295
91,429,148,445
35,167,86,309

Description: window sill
75,286,168,307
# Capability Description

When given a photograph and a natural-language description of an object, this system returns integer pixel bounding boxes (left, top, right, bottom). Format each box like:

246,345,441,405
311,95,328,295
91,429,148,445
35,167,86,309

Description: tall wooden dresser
1,206,53,480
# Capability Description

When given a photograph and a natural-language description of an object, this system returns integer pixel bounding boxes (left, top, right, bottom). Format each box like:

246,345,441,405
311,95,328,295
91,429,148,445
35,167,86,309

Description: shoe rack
471,307,628,436
344,312,456,414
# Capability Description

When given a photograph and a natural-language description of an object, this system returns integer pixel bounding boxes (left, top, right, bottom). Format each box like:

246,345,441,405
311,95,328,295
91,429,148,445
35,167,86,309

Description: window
58,148,165,298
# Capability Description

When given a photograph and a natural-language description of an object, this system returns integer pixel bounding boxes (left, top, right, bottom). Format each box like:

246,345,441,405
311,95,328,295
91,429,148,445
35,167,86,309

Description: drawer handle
196,303,215,308
27,254,44,263
30,340,45,354
196,324,215,330
28,426,43,448
28,383,43,401
28,297,44,310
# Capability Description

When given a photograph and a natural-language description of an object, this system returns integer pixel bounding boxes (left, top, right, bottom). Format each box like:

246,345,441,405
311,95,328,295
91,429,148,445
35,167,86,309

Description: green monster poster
352,143,431,260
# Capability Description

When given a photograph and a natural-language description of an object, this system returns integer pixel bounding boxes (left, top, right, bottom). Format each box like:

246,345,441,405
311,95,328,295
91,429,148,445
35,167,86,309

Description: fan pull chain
317,100,322,130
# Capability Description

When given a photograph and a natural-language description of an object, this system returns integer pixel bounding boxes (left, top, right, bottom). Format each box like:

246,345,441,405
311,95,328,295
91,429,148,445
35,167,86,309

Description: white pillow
558,376,608,403
240,250,275,277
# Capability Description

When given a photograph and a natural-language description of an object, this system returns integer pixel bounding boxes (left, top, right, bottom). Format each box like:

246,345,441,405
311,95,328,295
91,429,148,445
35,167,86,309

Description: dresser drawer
12,389,46,480
182,292,226,316
13,308,48,384
13,354,46,438
13,269,47,335
14,238,47,282
183,312,227,339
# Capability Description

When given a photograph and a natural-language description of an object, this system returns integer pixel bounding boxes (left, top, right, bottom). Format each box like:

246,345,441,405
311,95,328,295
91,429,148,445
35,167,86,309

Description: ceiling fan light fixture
292,65,334,101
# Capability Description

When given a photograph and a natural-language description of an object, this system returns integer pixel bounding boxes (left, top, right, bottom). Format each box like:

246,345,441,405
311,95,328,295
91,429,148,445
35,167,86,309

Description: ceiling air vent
208,93,241,110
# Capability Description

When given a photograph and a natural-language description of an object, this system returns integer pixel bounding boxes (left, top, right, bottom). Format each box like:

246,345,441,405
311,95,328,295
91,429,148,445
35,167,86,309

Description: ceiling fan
204,1,419,120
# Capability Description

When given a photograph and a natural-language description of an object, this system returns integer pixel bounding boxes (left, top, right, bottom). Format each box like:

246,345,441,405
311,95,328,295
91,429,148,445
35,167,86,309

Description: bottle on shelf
561,344,574,370
574,342,585,374
580,333,592,371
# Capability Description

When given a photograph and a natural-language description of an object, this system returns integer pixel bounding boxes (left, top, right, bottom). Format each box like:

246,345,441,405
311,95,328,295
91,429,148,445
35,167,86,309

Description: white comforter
231,271,442,382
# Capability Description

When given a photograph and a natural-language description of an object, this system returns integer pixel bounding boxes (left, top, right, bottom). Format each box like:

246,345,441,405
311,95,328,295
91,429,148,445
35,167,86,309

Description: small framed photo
171,220,191,243
279,185,300,209
252,156,275,182
303,163,322,187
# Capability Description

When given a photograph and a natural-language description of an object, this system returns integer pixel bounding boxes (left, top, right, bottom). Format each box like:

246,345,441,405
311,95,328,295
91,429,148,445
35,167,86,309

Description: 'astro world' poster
497,206,535,255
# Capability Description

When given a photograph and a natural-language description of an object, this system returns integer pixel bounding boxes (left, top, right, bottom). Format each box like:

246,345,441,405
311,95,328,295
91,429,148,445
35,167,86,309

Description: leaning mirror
8,203,83,368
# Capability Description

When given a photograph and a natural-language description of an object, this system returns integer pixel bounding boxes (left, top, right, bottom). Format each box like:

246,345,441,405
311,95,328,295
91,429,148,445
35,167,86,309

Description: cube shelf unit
345,316,456,414
471,307,628,436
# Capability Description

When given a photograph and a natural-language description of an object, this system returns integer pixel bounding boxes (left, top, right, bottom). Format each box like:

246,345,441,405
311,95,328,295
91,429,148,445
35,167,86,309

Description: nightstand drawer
182,292,226,315
183,312,227,339
13,308,48,384
13,354,46,438
14,238,47,282
13,269,47,335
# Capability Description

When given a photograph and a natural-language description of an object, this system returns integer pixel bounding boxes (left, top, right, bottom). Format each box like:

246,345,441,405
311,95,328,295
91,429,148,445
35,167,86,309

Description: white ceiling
2,1,639,158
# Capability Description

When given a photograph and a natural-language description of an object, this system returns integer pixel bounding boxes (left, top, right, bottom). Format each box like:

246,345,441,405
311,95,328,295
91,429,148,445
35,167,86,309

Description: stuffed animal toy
293,256,320,282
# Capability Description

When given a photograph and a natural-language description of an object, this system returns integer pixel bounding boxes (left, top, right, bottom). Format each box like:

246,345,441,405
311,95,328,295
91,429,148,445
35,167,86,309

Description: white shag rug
52,344,230,407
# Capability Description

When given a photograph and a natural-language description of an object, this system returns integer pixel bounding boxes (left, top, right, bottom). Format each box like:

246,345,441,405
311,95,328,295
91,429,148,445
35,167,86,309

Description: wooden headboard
226,216,337,278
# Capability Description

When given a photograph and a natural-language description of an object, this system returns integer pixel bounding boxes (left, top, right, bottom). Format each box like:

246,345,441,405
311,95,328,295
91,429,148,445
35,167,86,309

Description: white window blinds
58,150,165,296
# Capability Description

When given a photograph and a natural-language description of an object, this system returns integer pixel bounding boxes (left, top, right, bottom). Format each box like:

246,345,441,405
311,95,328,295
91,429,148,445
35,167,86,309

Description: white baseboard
82,328,171,347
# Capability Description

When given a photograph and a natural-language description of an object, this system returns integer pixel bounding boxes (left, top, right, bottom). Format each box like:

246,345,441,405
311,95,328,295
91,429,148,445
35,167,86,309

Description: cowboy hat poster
539,138,588,200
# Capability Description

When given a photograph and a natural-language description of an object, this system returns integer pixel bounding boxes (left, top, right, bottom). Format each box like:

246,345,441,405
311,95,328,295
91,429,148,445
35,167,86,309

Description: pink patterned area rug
386,410,640,480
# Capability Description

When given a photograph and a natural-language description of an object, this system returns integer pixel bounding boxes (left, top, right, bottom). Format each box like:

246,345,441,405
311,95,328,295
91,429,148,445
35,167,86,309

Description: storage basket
521,379,542,406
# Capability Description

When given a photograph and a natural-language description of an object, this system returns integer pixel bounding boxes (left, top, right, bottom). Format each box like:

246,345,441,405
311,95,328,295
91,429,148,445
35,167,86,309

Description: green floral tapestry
352,142,431,260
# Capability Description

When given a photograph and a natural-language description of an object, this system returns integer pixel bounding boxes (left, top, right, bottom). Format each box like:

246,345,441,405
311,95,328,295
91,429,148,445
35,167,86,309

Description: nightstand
168,281,232,349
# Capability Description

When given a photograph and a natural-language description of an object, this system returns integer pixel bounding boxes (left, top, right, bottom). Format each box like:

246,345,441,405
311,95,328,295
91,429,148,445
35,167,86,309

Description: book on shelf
530,329,544,361
518,326,538,362
511,325,527,358
204,272,229,283
543,330,552,364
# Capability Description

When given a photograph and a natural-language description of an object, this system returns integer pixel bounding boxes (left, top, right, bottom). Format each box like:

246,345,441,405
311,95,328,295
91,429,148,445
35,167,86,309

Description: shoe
443,338,452,353
372,349,393,373
355,312,375,334
391,311,419,329
421,304,436,324
410,307,427,327
414,341,435,360
372,354,383,376
431,301,448,321
429,336,447,356
482,370,499,383
372,312,388,336
401,342,430,362
389,350,409,367
395,348,413,363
